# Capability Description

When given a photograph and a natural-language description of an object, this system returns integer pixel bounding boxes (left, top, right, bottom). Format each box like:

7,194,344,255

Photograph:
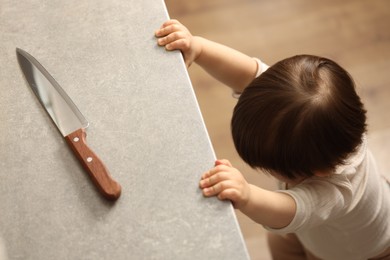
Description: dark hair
231,55,367,179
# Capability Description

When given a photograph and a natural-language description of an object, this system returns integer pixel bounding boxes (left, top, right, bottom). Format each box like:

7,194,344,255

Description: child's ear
314,171,331,177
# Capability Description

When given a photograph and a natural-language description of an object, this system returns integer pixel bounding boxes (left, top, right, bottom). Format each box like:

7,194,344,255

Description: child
155,19,390,259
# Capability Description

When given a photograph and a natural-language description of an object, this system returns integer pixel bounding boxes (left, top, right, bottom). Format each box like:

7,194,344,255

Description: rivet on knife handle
65,128,122,200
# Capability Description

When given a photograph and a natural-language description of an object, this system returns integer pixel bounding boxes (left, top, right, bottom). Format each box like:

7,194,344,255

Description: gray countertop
0,1,249,259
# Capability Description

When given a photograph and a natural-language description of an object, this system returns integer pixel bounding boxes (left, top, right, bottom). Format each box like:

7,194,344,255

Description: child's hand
155,19,201,67
199,159,251,209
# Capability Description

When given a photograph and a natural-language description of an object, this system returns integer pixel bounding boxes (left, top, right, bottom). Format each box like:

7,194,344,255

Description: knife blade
16,48,121,200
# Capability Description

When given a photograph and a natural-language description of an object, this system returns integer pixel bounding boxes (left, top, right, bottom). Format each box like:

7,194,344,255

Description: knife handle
65,128,121,200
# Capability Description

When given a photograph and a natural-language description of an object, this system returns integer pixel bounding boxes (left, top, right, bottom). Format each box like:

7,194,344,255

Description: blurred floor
164,0,390,259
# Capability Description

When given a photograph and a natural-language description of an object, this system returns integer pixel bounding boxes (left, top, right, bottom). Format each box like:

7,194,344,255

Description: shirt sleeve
264,175,353,234
254,58,270,78
232,58,269,98
265,137,367,234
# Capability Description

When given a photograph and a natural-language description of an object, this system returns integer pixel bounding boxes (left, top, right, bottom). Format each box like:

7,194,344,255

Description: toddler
155,20,390,259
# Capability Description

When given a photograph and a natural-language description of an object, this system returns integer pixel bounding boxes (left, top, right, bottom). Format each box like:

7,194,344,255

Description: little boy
155,19,390,259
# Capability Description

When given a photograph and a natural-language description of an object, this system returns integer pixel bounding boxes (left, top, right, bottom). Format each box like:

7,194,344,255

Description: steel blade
16,48,89,137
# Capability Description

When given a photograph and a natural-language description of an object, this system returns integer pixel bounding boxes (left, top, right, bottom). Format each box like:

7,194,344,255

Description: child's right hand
199,159,251,209
155,19,201,67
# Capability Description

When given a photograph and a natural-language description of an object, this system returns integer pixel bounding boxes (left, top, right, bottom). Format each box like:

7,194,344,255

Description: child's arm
200,160,296,229
155,19,258,94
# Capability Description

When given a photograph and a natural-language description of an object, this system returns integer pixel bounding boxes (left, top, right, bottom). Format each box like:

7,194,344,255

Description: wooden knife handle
65,128,121,200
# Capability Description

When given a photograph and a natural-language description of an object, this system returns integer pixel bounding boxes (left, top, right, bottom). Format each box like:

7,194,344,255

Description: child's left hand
155,19,201,67
199,159,251,209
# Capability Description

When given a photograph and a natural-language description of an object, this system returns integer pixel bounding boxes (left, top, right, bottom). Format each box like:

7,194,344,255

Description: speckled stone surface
0,1,249,259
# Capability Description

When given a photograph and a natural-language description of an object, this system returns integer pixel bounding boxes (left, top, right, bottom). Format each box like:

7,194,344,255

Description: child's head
232,55,367,180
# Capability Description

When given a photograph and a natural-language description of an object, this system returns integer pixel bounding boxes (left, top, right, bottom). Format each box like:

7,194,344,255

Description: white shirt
266,136,390,259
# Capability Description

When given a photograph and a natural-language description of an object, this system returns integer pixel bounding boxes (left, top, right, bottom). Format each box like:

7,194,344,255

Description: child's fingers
199,171,232,188
155,23,183,37
160,19,180,28
201,169,214,180
202,180,234,197
155,25,172,37
157,33,176,46
200,164,230,180
165,39,190,51
157,33,189,50
202,184,218,197
218,189,240,208
199,173,216,188
215,159,232,167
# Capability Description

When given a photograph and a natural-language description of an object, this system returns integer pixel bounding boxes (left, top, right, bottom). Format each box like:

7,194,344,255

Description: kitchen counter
0,0,249,259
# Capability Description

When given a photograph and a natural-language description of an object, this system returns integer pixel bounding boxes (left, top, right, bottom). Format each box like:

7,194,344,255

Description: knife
16,48,121,200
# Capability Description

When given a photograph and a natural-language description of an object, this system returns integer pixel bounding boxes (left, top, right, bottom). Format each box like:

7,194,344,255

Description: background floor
164,0,390,259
